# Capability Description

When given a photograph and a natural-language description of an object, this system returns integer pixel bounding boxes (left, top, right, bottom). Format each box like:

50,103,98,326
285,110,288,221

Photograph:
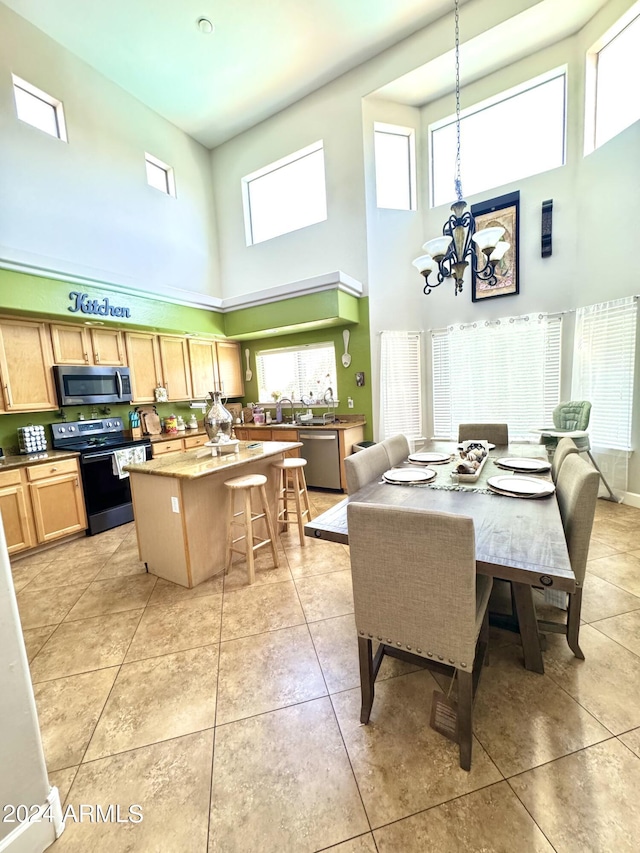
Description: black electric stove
51,418,152,535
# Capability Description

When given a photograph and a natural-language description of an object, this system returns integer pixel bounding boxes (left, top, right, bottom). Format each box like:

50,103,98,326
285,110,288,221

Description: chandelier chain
454,0,463,201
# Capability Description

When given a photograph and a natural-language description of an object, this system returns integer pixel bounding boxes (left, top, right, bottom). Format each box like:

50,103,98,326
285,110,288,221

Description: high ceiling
3,0,610,149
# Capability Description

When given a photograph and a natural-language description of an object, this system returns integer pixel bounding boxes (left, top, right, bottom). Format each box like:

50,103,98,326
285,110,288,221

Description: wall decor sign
470,191,520,302
68,291,131,318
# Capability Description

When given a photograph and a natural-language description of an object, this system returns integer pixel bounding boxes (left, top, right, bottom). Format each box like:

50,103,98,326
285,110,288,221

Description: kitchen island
125,440,300,587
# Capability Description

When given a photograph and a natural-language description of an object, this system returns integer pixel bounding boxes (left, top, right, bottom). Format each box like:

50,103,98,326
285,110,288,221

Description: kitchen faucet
278,397,296,424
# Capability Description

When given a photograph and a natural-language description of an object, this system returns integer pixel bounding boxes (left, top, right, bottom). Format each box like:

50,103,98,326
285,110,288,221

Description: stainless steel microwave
53,365,133,406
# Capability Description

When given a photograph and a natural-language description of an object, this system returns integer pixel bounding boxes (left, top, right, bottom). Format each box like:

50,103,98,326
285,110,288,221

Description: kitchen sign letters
68,291,131,318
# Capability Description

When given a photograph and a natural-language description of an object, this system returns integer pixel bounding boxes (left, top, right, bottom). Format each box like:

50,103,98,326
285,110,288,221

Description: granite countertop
150,428,208,443
243,419,366,431
125,440,301,480
0,449,80,471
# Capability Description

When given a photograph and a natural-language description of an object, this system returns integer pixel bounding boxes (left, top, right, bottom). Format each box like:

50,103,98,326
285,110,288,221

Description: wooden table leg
512,582,544,674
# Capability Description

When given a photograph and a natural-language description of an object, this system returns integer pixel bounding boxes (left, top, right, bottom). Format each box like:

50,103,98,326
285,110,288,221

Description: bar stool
224,473,279,584
272,458,312,546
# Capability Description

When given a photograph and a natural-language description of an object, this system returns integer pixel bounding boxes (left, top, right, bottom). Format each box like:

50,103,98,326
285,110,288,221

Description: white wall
0,3,221,300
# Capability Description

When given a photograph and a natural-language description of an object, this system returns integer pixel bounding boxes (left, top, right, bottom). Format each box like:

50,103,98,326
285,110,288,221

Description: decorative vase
204,391,233,441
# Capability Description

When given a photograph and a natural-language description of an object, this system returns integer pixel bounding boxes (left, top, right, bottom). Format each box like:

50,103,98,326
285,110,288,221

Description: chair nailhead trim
438,655,444,661
406,646,411,651
368,633,373,638
461,662,467,667
417,648,422,654
396,641,402,647
449,658,455,664
359,630,364,635
377,636,382,641
387,638,392,643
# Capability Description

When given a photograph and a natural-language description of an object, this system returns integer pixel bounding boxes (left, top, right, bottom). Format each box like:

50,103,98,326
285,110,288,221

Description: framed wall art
471,190,519,302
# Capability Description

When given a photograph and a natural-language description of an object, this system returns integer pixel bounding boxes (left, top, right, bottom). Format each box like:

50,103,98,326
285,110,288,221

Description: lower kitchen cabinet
151,433,209,457
3,458,88,555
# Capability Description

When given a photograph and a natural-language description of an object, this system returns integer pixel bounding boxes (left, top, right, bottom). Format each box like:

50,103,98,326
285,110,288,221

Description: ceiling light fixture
196,17,214,35
412,0,510,295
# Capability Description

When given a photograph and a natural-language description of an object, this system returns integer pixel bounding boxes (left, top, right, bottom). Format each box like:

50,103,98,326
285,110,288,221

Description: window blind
255,342,336,404
572,297,637,450
379,331,423,440
431,314,562,440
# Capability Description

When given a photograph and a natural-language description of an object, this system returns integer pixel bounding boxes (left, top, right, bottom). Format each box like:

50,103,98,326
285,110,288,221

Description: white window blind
431,314,562,440
379,331,423,440
572,297,637,450
255,342,336,404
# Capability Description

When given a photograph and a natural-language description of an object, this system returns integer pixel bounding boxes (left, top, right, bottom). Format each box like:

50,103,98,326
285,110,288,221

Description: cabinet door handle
51,467,58,472
75,478,79,487
4,383,13,408
84,352,90,363
94,353,100,363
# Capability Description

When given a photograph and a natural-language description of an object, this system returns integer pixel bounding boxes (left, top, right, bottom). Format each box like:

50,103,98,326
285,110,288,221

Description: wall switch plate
171,496,180,513
347,397,354,408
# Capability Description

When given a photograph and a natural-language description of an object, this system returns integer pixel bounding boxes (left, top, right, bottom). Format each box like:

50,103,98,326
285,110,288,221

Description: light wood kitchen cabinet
0,318,58,412
188,338,218,399
158,336,192,401
216,340,244,398
0,470,34,554
151,433,209,457
270,428,301,458
125,332,163,403
27,458,87,543
51,324,126,366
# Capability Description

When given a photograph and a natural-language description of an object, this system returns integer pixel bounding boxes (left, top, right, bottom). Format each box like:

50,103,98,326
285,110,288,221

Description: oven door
80,443,151,535
53,365,132,406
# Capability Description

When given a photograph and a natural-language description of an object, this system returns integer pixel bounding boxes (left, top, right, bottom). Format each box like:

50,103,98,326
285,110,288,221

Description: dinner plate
487,475,555,498
383,467,436,484
495,457,551,473
458,442,495,450
408,451,451,464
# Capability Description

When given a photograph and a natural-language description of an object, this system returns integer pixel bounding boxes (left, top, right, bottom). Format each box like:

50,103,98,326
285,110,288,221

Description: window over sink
255,342,337,405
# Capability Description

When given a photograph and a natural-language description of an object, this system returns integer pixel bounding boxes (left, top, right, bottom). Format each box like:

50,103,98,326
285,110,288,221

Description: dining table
304,441,574,674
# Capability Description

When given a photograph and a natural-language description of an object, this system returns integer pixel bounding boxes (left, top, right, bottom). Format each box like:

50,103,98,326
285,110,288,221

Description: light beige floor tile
33,667,118,771
510,738,640,853
47,536,120,565
85,645,218,761
295,570,354,622
11,550,56,571
25,556,106,589
52,730,213,852
209,698,368,853
48,766,78,805
17,584,89,629
93,539,147,579
591,608,640,657
220,580,305,641
472,643,610,776
125,595,222,661
11,561,47,592
588,552,640,596
285,536,352,578
331,671,502,828
309,614,420,694
545,625,640,734
223,545,292,592
30,610,143,682
217,624,327,724
587,538,618,561
374,781,553,852
324,835,377,853
64,575,156,621
22,624,56,662
147,574,224,606
588,523,639,554
619,727,640,757
581,572,640,623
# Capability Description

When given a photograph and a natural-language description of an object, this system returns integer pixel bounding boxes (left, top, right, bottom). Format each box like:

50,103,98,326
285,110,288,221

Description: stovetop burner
51,417,150,453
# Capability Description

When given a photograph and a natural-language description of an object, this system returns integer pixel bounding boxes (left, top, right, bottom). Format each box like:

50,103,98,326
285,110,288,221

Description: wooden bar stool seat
272,458,312,546
224,473,279,584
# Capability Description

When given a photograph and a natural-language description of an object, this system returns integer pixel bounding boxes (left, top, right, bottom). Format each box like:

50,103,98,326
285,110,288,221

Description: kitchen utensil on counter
163,414,178,434
17,425,47,453
342,330,352,368
137,406,162,435
245,348,253,381
204,391,233,441
188,414,199,429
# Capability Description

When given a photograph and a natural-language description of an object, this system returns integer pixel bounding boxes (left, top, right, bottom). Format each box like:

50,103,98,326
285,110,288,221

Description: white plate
458,442,495,450
408,451,451,464
487,475,555,497
495,457,551,473
383,467,435,484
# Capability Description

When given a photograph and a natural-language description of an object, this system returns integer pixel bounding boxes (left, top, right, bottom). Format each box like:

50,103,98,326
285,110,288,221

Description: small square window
374,123,416,210
12,75,67,141
145,153,176,197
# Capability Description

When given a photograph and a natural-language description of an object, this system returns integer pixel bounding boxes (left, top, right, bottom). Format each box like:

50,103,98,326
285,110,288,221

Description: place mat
495,457,551,474
408,451,451,465
383,467,436,485
487,475,556,498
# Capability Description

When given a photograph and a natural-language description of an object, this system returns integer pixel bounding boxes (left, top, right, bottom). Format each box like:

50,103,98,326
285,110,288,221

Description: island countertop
125,440,300,480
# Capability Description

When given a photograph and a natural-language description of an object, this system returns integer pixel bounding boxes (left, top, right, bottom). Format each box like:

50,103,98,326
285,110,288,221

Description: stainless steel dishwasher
299,430,341,489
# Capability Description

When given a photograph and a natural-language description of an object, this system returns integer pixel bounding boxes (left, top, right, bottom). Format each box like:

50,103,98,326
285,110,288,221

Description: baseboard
621,491,640,508
0,787,63,853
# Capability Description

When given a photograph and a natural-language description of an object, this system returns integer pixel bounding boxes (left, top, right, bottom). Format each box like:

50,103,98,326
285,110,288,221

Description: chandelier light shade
413,0,510,295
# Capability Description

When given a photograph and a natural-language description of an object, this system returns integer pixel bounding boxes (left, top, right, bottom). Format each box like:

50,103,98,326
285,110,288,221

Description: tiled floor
10,494,640,852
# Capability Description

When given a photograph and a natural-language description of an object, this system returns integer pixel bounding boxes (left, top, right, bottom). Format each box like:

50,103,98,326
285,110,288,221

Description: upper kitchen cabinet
158,336,193,401
50,324,126,366
124,332,162,403
216,340,244,398
0,318,58,412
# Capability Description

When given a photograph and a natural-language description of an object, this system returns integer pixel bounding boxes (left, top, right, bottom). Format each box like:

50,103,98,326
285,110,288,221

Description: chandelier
412,0,510,295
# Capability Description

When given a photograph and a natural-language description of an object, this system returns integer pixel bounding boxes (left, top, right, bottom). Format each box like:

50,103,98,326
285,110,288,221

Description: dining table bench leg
511,582,545,674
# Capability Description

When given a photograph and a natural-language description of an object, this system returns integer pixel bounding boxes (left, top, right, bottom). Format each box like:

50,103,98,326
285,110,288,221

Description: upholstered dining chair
381,434,410,467
537,453,599,659
551,436,579,482
458,423,509,445
347,502,492,771
344,444,390,494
